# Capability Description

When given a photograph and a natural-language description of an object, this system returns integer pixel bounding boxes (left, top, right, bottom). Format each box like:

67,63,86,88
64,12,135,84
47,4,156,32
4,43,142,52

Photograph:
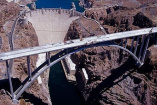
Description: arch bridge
0,24,157,102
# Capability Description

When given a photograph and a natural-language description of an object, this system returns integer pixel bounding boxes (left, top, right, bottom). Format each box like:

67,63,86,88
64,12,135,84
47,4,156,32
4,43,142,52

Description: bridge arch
14,42,142,99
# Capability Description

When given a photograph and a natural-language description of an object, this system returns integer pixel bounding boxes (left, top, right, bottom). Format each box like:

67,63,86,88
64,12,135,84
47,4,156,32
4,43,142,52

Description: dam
26,9,80,45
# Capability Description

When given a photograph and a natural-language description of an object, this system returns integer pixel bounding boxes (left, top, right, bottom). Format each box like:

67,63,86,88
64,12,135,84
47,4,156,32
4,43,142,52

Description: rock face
66,2,157,105
0,1,51,105
82,0,157,8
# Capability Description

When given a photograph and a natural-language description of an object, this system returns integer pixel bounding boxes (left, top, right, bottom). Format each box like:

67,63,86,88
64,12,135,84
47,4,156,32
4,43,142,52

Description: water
48,62,85,105
35,0,85,104
35,0,84,12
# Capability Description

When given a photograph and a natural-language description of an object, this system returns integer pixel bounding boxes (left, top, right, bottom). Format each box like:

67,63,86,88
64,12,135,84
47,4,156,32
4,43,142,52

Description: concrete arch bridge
0,26,156,102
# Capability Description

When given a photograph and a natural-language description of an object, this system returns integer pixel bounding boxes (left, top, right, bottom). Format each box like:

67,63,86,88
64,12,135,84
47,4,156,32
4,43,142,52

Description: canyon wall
67,2,157,105
0,1,51,105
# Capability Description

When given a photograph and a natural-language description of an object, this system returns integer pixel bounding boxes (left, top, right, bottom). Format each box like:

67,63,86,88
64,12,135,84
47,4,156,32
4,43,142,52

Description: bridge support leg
120,39,123,46
124,38,128,48
155,33,157,45
46,52,50,65
130,37,135,52
141,36,150,63
6,61,18,103
138,35,145,59
134,36,140,55
27,56,32,81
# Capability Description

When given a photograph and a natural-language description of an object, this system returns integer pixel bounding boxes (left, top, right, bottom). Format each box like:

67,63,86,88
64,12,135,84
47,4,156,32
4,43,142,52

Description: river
35,0,85,105
35,0,84,12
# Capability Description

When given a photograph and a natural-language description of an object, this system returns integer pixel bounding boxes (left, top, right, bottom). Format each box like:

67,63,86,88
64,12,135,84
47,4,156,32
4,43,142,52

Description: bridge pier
120,39,123,46
130,36,135,52
124,38,128,48
141,36,150,63
6,61,18,103
138,35,146,59
134,36,140,55
27,56,32,81
46,52,50,65
155,33,157,45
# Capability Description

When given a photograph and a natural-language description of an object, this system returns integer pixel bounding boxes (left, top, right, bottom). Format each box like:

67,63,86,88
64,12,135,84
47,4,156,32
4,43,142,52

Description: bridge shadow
0,78,21,93
22,92,48,105
0,78,48,105
86,57,136,105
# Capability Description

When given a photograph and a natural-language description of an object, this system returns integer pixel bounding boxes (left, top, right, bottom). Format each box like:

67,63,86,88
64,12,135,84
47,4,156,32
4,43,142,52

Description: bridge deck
0,27,157,61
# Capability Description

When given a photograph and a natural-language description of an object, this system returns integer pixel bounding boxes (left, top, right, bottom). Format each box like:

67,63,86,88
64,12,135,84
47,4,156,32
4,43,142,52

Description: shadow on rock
86,57,136,105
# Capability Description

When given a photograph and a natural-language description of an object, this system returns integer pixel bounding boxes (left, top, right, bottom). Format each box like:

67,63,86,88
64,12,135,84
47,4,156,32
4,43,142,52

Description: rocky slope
81,0,157,8
67,2,157,105
0,1,51,105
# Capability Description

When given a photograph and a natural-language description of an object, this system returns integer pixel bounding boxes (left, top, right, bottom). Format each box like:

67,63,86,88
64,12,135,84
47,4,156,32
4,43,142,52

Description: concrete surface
26,9,79,45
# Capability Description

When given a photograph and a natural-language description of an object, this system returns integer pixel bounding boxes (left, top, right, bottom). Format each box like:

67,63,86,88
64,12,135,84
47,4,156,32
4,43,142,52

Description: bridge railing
0,27,157,61
25,8,84,17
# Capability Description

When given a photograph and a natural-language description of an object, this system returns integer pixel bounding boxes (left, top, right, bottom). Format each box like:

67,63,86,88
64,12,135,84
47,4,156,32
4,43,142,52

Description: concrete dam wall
26,9,80,45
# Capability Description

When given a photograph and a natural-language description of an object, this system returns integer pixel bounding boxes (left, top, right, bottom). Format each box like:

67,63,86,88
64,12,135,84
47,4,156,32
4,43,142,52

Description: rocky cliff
0,1,51,105
82,0,157,8
67,2,157,105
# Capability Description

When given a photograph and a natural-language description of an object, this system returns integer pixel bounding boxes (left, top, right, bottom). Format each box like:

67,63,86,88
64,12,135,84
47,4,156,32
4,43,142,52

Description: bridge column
124,38,128,48
120,39,123,46
6,61,17,103
141,36,150,63
46,52,50,65
27,56,32,81
138,35,146,59
155,33,157,45
130,37,135,52
134,36,140,55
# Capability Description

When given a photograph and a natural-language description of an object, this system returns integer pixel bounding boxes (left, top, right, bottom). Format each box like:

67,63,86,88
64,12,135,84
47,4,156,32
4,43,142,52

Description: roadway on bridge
0,27,156,61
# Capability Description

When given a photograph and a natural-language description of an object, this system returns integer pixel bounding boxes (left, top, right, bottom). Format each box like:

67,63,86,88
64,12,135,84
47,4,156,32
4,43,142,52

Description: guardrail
25,8,84,17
